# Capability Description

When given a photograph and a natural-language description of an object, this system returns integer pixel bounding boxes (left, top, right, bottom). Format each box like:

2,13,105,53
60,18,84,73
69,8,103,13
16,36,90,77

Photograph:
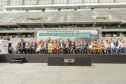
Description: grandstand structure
1,1,126,84
0,0,126,45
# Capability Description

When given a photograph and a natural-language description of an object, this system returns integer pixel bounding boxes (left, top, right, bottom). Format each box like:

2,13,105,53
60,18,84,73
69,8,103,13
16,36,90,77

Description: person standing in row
53,41,59,54
31,41,37,54
4,35,10,41
99,40,106,54
104,40,111,54
82,41,88,54
76,40,81,54
43,41,48,54
48,41,53,54
25,41,31,54
65,39,71,54
70,41,76,54
19,39,25,54
59,41,65,54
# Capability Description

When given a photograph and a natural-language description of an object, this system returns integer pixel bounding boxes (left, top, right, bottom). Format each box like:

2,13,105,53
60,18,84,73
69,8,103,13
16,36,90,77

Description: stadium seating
0,10,126,22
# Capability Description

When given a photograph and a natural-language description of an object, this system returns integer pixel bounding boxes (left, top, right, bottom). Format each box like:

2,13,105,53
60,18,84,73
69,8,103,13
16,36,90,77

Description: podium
0,40,9,54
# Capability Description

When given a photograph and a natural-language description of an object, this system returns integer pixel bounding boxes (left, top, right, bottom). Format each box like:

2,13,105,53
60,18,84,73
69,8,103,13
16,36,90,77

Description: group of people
7,37,126,55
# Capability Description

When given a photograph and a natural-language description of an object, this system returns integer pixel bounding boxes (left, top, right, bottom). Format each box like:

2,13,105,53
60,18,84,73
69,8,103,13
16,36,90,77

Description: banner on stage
0,40,9,54
37,30,99,42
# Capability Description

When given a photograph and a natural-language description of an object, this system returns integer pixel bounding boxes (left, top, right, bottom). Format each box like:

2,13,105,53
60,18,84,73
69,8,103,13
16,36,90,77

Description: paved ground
0,63,126,84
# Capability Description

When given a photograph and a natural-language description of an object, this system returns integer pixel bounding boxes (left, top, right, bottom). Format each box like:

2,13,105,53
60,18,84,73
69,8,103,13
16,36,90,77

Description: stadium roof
3,3,126,10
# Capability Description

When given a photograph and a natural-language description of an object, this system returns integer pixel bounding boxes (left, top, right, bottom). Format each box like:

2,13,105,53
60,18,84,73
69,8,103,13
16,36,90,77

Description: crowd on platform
3,36,126,55
103,33,126,37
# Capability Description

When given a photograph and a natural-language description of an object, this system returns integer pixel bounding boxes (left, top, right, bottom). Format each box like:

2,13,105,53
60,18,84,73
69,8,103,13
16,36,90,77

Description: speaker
48,57,64,66
75,57,91,66
64,59,75,66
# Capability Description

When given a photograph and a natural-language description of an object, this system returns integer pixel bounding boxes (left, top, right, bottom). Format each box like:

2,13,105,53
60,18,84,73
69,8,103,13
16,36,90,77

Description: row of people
8,38,126,54
92,39,126,54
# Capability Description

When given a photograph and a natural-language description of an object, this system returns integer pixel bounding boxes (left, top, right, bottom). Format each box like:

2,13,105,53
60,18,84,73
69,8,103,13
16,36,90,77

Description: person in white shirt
88,43,92,54
59,41,65,54
25,41,31,54
36,41,42,54
104,40,111,54
119,40,125,53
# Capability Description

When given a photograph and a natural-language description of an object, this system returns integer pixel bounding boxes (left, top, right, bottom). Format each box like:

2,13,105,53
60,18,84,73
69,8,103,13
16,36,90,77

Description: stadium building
0,0,126,46
0,0,126,84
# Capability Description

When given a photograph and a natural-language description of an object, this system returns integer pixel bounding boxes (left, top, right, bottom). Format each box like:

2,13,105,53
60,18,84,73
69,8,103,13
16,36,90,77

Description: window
15,0,22,5
38,0,51,5
10,0,16,5
84,0,98,3
25,0,36,5
69,0,76,4
100,0,114,3
0,0,7,10
116,0,126,3
76,0,82,4
54,0,67,4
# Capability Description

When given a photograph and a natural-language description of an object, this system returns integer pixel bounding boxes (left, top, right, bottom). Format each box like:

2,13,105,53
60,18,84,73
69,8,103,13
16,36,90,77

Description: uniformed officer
53,41,59,54
98,40,106,54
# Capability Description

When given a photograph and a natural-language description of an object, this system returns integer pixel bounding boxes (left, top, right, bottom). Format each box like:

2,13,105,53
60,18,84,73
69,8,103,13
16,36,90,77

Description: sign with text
37,30,99,42
0,40,9,54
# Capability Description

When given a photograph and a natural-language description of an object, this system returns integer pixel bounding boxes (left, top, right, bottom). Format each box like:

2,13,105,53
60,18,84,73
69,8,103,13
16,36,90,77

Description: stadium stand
0,1,126,55
0,10,126,22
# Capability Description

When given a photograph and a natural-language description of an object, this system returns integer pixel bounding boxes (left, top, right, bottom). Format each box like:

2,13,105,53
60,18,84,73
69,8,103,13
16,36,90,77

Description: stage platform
0,54,126,63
